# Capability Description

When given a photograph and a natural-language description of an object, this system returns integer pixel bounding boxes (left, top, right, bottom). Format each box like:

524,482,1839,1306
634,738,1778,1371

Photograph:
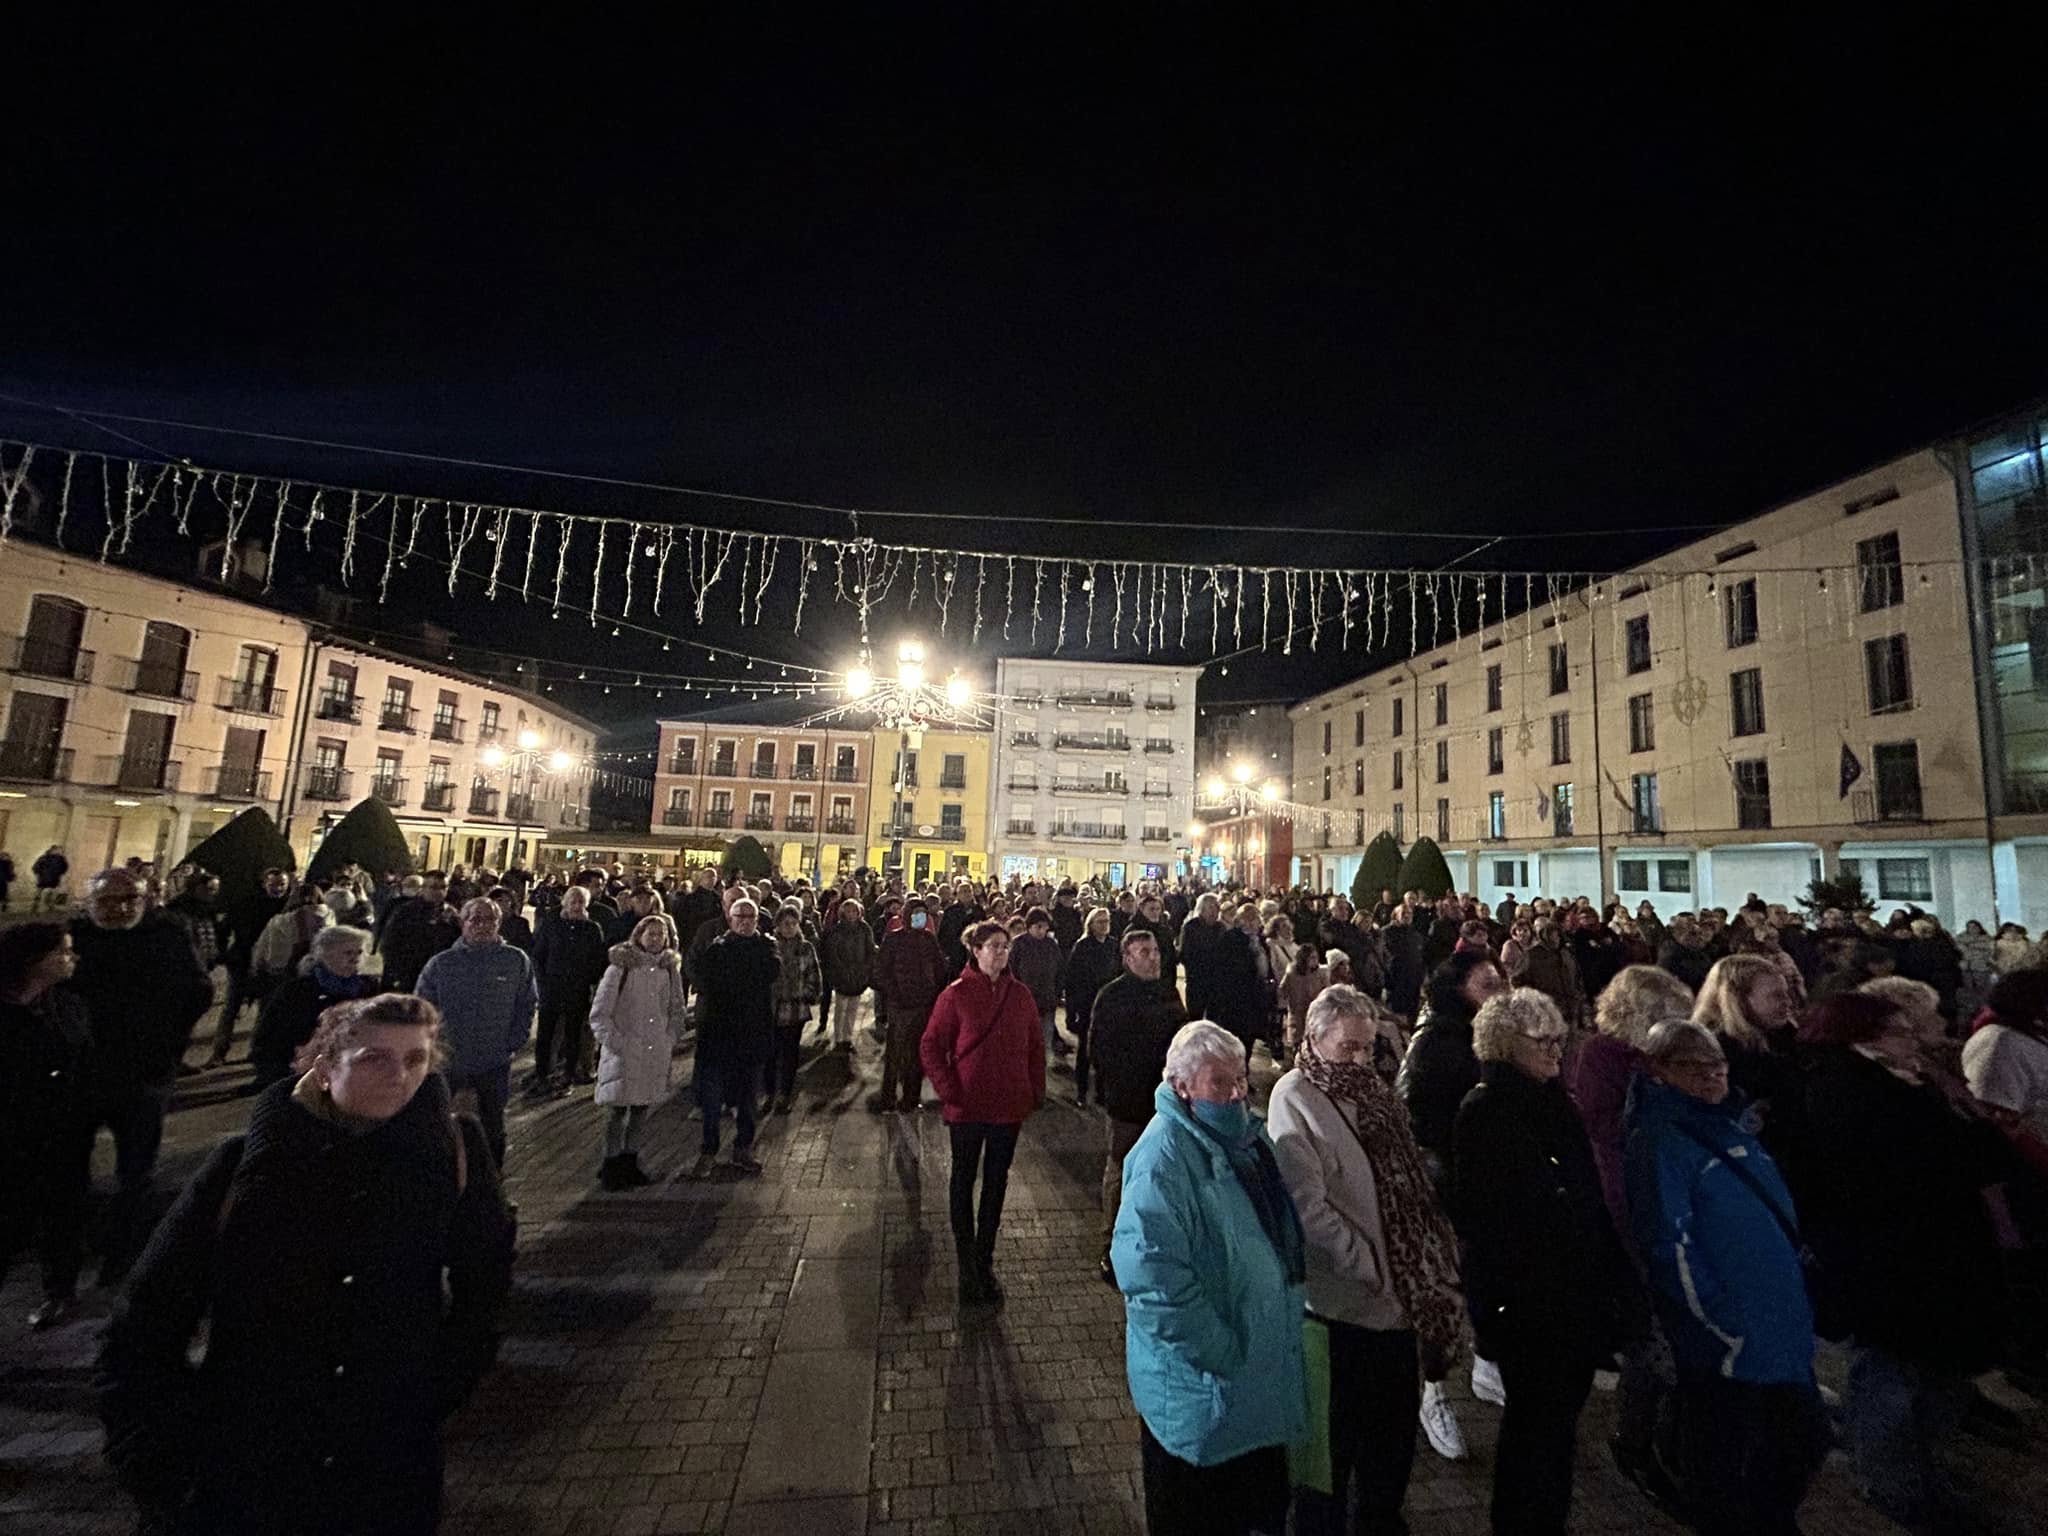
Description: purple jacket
1566,1031,1643,1247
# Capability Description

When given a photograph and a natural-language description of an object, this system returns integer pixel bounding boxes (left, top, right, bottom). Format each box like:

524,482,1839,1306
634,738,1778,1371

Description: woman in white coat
589,914,689,1188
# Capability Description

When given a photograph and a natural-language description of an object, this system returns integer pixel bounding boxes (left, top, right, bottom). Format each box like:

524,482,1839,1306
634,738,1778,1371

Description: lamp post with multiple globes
1192,761,1285,887
477,728,583,872
842,638,977,879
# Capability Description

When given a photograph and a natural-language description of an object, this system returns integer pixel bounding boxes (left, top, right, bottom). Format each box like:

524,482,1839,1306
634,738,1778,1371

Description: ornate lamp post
478,728,583,872
840,638,980,879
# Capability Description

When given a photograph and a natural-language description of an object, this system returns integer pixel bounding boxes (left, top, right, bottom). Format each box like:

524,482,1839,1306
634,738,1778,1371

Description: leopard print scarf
1297,1039,1469,1362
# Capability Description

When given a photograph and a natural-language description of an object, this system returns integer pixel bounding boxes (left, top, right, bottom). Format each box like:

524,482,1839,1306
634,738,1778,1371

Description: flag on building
1839,743,1864,798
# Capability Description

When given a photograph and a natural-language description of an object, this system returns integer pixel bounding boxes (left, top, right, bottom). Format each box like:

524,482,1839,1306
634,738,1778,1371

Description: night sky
5,19,2044,736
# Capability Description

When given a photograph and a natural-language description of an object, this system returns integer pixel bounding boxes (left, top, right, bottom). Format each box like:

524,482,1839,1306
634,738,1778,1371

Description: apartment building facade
653,707,872,879
867,725,992,884
989,658,1202,884
0,542,316,877
1290,444,2020,928
286,642,600,873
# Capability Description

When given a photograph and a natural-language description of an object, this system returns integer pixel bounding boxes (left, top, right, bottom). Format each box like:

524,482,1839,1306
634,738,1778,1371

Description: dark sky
5,18,2044,734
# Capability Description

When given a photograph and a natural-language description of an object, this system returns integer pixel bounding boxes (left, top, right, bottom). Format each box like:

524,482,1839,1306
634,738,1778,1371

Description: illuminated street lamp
833,636,987,878
477,731,585,870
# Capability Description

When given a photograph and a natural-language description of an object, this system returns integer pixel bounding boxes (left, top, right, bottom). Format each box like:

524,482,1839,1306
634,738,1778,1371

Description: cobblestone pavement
6,996,2047,1534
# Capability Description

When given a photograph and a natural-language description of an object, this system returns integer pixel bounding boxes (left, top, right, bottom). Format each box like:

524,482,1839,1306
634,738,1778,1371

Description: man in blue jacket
1625,1020,1826,1536
1112,1020,1306,1536
417,898,537,1167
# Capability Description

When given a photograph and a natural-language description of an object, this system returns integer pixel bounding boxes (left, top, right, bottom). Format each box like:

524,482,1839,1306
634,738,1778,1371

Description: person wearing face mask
1,923,91,1330
248,925,381,1093
1785,994,2010,1533
921,922,1045,1305
1624,1021,1826,1536
98,994,516,1536
588,914,689,1189
1269,986,1466,1536
415,899,539,1169
1112,1021,1306,1536
871,901,946,1112
1453,988,1638,1536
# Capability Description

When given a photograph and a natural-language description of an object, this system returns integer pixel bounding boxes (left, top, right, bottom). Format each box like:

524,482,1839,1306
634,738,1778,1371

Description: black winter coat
532,915,612,1008
1088,973,1188,1125
1061,935,1120,1032
0,991,91,1161
1207,928,1270,1040
676,886,724,941
97,1075,514,1535
379,898,459,992
65,915,213,1096
1050,903,1083,954
1382,923,1429,1017
1451,1063,1636,1366
248,969,383,1092
1396,1002,1480,1161
1178,916,1229,1020
694,931,780,1070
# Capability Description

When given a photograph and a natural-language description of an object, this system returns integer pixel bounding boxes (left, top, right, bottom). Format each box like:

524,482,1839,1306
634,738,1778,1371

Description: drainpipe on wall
279,635,323,857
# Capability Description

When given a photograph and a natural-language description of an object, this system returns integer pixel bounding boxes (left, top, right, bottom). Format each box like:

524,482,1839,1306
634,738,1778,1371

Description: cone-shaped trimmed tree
307,797,416,886
1350,831,1406,909
179,808,297,910
1395,836,1456,902
720,834,775,882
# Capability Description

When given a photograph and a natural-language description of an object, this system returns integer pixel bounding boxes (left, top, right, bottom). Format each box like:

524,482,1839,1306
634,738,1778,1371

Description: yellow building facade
866,725,991,884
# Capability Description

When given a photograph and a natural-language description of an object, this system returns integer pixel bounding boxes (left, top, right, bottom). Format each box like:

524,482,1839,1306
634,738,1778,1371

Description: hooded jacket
415,937,537,1078
1624,1077,1813,1384
919,963,1045,1125
589,942,688,1106
1112,1082,1307,1466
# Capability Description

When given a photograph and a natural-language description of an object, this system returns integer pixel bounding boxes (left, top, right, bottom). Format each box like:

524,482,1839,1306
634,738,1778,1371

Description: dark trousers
0,1125,92,1300
90,1082,170,1274
1139,1419,1289,1536
536,993,591,1079
446,1065,510,1169
1069,1008,1093,1100
947,1121,1020,1264
1492,1348,1595,1535
695,1059,757,1156
1298,1319,1420,1536
879,1005,928,1108
765,1025,802,1099
1669,1375,1827,1536
210,964,271,1059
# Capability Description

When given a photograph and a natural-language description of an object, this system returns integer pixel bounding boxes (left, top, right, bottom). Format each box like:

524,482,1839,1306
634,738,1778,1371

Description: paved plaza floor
5,998,2047,1534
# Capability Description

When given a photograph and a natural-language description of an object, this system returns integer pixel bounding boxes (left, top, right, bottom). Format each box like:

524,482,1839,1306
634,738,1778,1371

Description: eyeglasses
1517,1031,1568,1051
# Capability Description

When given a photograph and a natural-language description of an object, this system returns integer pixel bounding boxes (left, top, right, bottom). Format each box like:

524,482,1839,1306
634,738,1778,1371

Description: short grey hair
1163,1020,1245,1086
311,923,371,959
1303,983,1381,1045
1472,988,1568,1063
1594,964,1696,1048
459,897,501,922
1643,1019,1727,1068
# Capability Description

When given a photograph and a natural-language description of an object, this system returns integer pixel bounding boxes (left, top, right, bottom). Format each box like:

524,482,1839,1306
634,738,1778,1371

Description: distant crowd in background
8,848,2048,1533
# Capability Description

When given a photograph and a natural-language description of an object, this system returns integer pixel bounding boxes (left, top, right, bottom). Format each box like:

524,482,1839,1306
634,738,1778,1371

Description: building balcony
1143,739,1175,754
1012,688,1044,705
110,657,197,702
750,762,780,780
668,755,698,776
370,777,408,808
829,763,860,783
1141,786,1172,799
1010,732,1041,748
789,763,819,782
744,812,776,830
825,816,857,835
1631,811,1664,835
421,783,456,812
303,766,353,803
785,815,816,833
378,703,418,733
507,795,537,823
1851,787,1923,825
430,715,466,744
1006,777,1041,792
708,760,739,777
703,808,734,829
91,754,180,793
5,637,94,683
476,723,503,744
662,806,695,827
1144,697,1177,712
1141,826,1173,842
1049,823,1128,842
217,678,285,715
939,774,968,791
1054,733,1131,753
315,690,362,724
1056,691,1133,710
1005,820,1036,836
1053,779,1128,796
210,765,273,801
558,804,586,828
467,787,501,818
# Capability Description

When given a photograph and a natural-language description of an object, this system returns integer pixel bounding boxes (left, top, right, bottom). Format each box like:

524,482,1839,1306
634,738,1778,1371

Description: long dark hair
1422,950,1501,1026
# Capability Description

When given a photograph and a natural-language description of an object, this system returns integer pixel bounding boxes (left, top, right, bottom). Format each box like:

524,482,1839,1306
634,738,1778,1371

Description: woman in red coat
921,920,1046,1305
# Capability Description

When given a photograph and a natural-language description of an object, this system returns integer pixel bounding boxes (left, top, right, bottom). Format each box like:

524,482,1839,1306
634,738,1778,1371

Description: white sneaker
1419,1379,1468,1460
1471,1356,1507,1406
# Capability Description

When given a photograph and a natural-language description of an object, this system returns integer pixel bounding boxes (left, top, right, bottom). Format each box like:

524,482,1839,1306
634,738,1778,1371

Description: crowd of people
6,854,2048,1532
